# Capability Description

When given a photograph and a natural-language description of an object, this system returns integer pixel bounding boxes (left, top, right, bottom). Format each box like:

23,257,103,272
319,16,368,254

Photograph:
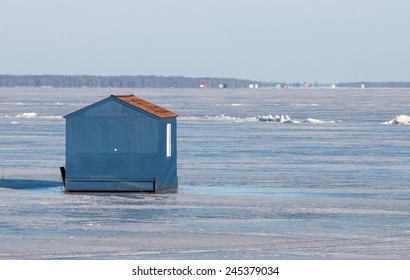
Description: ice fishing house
63,94,178,192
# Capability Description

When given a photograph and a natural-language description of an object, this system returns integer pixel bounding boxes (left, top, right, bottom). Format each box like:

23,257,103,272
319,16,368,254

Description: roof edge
64,96,112,119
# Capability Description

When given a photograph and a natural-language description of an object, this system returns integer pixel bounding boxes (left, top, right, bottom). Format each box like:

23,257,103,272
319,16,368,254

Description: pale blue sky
1,0,409,82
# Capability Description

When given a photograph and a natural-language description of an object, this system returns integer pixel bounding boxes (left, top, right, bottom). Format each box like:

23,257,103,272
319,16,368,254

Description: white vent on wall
166,123,171,157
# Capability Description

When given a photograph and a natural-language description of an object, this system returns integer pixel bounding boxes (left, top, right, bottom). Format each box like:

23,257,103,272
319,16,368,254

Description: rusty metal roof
113,95,178,118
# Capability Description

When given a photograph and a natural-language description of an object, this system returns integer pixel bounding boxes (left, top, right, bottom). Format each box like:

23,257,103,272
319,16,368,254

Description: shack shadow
0,179,63,190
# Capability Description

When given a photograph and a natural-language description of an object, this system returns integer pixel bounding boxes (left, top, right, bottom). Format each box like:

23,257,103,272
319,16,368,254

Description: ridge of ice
178,114,338,124
15,112,37,118
14,112,63,119
178,115,258,122
382,115,410,125
257,115,337,124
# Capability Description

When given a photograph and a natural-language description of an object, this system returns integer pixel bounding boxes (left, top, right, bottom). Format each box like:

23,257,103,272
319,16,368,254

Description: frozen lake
0,87,409,259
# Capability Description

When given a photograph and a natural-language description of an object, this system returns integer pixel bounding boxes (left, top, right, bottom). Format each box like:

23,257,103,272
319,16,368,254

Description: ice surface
0,87,409,259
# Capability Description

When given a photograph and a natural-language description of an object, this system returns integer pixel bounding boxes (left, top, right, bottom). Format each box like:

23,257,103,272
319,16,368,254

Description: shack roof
113,95,178,118
65,94,178,119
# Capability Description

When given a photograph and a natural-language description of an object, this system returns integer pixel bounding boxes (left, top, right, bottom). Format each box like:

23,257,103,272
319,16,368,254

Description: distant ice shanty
63,94,178,192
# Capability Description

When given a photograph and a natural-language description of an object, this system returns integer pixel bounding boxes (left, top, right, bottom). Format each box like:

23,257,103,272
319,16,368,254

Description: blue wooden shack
63,94,178,192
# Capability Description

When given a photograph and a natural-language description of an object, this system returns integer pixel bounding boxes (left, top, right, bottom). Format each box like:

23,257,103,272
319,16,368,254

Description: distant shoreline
1,74,410,88
0,74,262,89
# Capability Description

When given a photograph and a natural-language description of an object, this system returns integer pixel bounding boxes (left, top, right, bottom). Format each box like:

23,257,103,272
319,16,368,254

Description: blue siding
64,96,178,192
66,181,154,192
66,153,158,179
156,118,178,191
66,117,158,153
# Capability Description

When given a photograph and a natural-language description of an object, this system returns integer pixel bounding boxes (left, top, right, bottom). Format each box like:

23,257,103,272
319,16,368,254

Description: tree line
0,75,262,88
2,75,409,88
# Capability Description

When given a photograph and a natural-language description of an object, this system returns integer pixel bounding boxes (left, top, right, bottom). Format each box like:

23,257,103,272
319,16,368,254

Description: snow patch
0,102,25,105
216,103,243,107
292,103,319,107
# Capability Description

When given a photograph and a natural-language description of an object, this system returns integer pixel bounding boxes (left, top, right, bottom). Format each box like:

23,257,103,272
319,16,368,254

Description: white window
166,123,171,157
